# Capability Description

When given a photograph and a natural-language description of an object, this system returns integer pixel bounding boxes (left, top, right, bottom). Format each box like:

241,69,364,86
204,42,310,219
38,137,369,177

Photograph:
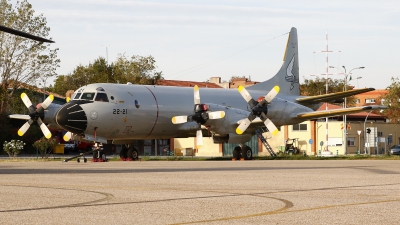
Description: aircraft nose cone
55,102,87,134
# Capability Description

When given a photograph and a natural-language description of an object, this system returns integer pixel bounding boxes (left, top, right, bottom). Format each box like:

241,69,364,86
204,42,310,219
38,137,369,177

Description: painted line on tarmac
0,184,114,213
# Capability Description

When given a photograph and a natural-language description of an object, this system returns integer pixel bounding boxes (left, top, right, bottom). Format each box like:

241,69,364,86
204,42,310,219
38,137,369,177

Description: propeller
236,85,280,135
172,85,225,149
17,93,54,139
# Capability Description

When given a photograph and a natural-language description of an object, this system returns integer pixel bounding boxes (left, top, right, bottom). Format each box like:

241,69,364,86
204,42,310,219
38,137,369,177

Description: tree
51,55,163,96
113,54,163,85
0,0,60,114
380,77,400,123
301,77,356,107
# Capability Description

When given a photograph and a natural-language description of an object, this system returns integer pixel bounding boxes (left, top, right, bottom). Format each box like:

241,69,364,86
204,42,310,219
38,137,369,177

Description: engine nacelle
203,103,251,137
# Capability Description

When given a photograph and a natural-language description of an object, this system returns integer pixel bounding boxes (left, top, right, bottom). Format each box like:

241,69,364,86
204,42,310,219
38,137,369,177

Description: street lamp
356,76,362,89
329,66,364,155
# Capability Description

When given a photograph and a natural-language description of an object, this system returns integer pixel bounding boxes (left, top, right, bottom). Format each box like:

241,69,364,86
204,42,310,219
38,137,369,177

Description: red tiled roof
355,89,388,96
156,80,222,88
2,81,65,99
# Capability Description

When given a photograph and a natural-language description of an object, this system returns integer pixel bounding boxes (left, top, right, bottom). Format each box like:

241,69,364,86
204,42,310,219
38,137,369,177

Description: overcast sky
22,0,400,89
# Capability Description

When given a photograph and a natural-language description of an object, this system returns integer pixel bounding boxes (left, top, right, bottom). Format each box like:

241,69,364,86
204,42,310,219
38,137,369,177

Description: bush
33,137,58,158
3,140,25,158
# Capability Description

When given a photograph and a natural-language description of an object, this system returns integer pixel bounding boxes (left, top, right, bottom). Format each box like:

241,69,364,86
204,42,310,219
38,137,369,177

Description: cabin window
80,93,95,101
95,93,109,102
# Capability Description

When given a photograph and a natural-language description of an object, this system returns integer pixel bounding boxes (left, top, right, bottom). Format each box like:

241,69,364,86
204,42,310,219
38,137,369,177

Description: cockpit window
73,92,82,100
80,93,95,101
96,87,105,92
95,93,109,102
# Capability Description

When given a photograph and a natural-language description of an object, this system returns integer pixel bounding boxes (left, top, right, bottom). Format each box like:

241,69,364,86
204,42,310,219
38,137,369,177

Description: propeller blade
264,86,280,103
172,116,188,124
63,132,72,141
196,129,203,149
208,111,225,120
8,114,30,120
37,95,54,113
18,120,34,136
236,118,252,135
238,85,257,108
66,97,71,103
21,93,33,110
194,85,200,105
37,118,52,139
260,112,279,136
0,25,55,43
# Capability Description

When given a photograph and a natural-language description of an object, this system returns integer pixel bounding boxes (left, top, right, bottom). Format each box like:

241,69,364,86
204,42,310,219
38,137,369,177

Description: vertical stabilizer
247,27,299,95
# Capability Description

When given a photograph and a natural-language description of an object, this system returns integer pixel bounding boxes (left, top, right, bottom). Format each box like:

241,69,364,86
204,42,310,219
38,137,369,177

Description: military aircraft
8,27,387,160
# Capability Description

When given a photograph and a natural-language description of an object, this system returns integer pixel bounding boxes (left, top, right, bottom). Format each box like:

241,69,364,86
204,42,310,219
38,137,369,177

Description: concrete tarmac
0,160,399,225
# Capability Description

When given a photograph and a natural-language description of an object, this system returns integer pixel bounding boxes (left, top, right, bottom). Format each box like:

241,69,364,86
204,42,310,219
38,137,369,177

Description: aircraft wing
296,88,375,104
295,105,387,120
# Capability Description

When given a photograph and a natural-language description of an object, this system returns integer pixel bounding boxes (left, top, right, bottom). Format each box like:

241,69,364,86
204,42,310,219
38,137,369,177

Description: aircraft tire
93,151,98,159
233,146,241,160
127,147,139,160
241,146,252,160
101,152,107,161
120,147,128,159
127,148,133,160
131,148,139,160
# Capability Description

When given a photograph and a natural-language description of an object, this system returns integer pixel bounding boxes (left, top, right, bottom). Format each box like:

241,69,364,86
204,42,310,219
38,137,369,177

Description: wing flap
296,105,387,120
297,88,375,104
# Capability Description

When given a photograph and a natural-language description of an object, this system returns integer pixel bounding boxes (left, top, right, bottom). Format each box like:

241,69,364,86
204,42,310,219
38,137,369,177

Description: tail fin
247,27,299,96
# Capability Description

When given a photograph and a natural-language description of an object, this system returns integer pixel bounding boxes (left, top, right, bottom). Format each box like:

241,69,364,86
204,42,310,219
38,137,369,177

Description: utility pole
312,31,341,152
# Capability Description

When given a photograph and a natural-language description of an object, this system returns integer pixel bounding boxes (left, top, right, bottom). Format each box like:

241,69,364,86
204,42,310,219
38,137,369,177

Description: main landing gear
119,145,139,161
232,144,253,160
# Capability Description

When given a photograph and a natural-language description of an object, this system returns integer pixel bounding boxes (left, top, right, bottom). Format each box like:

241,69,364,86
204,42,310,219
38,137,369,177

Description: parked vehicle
390,145,400,155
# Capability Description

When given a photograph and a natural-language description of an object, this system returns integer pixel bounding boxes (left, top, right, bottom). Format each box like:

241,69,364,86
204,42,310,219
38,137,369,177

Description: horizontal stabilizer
296,88,375,104
295,105,387,120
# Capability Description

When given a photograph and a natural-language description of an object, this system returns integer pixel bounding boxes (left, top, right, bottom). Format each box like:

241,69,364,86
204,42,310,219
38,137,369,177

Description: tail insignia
285,54,298,90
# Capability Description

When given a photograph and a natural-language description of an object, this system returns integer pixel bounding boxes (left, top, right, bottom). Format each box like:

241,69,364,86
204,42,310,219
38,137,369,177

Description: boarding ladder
255,128,277,157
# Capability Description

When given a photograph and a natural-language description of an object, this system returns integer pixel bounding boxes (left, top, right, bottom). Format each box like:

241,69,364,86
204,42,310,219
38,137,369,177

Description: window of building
292,123,307,131
356,99,360,104
347,137,355,146
365,99,375,103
